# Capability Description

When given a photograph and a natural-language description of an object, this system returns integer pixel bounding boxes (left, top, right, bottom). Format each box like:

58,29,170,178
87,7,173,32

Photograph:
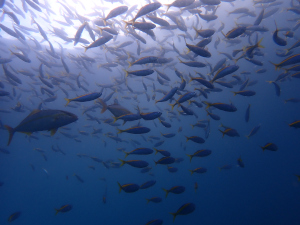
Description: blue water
1,0,300,224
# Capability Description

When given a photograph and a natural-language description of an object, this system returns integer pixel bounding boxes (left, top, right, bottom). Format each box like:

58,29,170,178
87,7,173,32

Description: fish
65,92,102,106
222,26,246,39
123,148,153,157
5,109,78,145
55,204,73,215
189,167,207,175
185,136,205,144
146,197,162,204
117,182,140,193
203,101,237,112
260,143,278,151
154,156,175,165
170,203,196,222
83,34,113,52
119,159,149,168
162,185,185,198
131,2,162,22
117,126,150,134
8,211,21,222
246,124,261,139
140,180,156,189
186,149,212,162
103,6,128,25
289,120,300,128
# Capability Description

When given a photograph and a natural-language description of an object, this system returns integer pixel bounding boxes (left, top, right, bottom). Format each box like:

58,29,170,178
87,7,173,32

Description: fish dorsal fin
28,109,41,117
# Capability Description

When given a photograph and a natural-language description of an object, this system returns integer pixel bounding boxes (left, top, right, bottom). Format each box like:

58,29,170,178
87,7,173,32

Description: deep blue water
1,0,300,224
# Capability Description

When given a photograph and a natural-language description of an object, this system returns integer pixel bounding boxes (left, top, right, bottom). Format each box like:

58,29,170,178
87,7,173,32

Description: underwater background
0,0,300,224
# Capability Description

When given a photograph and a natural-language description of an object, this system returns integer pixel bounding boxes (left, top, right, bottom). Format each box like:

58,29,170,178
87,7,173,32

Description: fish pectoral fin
50,128,58,136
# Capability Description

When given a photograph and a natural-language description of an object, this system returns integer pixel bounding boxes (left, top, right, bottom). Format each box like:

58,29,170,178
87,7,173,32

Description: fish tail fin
64,98,71,106
186,154,192,162
257,37,264,48
154,148,158,155
117,182,122,193
245,135,250,139
189,170,194,175
103,19,107,26
123,20,129,28
218,129,225,138
146,198,150,204
80,44,88,52
119,159,125,166
117,128,123,134
260,146,265,151
55,209,59,215
269,61,279,70
127,60,132,68
191,124,194,129
192,26,198,38
284,48,289,55
153,159,157,165
169,212,177,222
4,125,14,146
162,188,169,198
98,98,107,113
202,101,210,109
177,57,183,63
165,4,171,12
232,91,237,96
122,68,129,77
169,103,175,110
185,136,189,142
98,27,103,35
123,152,129,158
221,31,226,37
113,116,118,123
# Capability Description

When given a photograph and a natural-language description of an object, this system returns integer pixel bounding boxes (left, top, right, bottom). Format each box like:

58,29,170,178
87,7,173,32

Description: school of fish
0,0,300,224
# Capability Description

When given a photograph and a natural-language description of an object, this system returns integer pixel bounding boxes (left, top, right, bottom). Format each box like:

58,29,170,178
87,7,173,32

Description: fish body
260,143,278,151
140,180,156,189
55,205,72,215
140,112,162,120
190,167,207,174
219,128,240,137
117,126,150,134
154,156,175,165
170,203,195,222
8,211,21,222
65,92,102,106
5,109,78,145
211,65,239,83
118,182,140,193
203,101,237,112
187,149,211,162
185,136,205,144
104,6,128,24
162,185,185,197
124,148,153,157
83,34,113,52
120,159,149,168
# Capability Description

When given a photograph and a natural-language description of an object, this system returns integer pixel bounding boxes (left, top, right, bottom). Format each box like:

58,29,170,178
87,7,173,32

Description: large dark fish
5,109,78,145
